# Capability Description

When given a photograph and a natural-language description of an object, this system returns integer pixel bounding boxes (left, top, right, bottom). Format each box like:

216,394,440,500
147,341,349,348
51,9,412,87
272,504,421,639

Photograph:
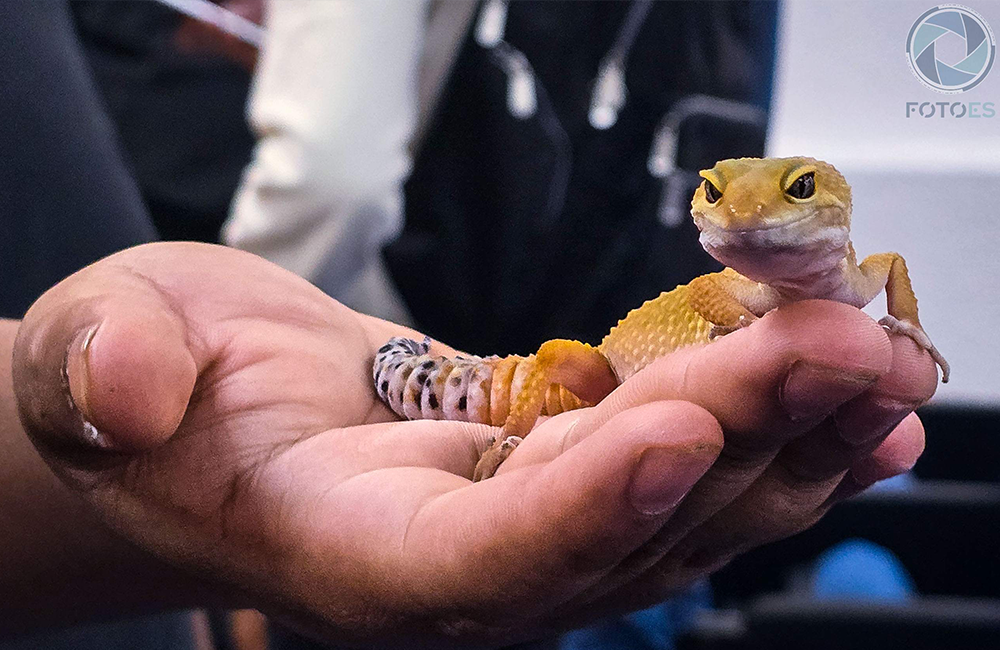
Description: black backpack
387,1,778,356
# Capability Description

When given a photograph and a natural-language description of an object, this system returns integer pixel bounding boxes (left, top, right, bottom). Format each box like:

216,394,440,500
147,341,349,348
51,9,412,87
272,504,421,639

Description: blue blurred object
554,581,713,650
812,538,916,602
866,472,917,493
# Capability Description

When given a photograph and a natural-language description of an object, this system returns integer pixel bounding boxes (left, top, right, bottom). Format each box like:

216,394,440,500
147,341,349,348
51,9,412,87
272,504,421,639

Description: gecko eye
703,179,722,203
786,171,815,200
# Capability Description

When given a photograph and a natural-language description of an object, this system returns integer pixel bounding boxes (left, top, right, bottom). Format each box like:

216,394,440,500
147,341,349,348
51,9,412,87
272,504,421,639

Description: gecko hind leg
879,315,950,383
472,436,523,482
472,339,618,482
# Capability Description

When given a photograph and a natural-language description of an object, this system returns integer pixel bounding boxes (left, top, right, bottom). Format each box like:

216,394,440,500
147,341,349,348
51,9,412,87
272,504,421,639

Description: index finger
507,301,889,468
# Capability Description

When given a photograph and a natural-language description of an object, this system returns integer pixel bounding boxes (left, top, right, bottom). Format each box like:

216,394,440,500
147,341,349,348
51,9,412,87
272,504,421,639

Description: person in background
223,2,776,354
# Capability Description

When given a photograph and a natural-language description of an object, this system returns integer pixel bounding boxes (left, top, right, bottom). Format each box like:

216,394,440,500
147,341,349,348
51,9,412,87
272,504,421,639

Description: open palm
13,242,935,648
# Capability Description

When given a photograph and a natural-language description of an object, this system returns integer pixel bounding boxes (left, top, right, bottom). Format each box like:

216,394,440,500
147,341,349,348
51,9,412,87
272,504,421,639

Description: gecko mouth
695,208,847,251
694,208,818,235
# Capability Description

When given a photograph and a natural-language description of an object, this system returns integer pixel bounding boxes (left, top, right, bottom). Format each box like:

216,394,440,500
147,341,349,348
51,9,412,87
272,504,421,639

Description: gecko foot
709,314,756,340
472,435,523,482
878,315,950,383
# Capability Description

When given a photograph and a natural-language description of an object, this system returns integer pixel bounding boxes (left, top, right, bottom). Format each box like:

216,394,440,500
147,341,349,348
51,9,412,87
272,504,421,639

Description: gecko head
690,157,853,281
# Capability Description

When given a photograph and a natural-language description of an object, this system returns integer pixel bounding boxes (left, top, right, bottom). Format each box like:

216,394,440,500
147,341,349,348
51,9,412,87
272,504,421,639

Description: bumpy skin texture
374,338,585,427
599,285,714,380
375,157,949,480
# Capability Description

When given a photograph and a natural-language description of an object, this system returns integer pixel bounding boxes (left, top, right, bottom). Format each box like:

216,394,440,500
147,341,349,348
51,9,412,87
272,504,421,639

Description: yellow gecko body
373,157,949,480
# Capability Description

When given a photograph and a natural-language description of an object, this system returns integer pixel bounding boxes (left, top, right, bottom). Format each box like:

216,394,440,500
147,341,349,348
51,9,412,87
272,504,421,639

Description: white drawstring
588,0,653,130
497,44,538,119
588,60,627,130
477,1,537,120
648,95,767,226
475,0,508,48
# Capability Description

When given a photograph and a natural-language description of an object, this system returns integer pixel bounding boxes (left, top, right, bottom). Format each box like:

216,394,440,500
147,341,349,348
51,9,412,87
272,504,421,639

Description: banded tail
373,337,587,426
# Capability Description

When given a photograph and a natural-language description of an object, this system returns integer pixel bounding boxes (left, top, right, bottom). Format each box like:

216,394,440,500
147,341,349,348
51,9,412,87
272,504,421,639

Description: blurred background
771,0,999,409
1,1,997,649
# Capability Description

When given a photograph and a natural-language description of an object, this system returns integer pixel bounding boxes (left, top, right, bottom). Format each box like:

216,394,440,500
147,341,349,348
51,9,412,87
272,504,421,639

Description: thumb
13,270,198,465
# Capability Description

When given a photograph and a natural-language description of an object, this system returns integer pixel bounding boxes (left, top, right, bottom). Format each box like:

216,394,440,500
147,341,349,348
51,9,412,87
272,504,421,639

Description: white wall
768,1,1000,407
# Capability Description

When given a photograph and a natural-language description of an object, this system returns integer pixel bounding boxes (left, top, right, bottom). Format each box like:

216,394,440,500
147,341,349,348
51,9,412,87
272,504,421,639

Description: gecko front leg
857,252,950,382
687,269,776,339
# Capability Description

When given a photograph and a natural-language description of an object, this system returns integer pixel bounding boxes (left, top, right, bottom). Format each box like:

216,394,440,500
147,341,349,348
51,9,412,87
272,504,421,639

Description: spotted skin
370,293,707,431
373,337,588,426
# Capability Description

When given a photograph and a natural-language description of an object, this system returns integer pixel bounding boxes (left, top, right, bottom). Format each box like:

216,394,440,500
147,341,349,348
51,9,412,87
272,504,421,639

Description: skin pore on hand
6,243,932,647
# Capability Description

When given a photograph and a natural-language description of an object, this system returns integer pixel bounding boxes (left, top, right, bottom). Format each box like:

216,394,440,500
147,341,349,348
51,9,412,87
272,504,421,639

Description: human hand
11,242,720,646
12,243,933,647
496,299,935,621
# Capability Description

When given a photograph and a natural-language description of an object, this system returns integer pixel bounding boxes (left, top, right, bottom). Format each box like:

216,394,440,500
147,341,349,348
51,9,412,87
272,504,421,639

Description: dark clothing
0,1,254,316
71,1,256,243
389,1,778,356
0,3,191,648
0,1,155,319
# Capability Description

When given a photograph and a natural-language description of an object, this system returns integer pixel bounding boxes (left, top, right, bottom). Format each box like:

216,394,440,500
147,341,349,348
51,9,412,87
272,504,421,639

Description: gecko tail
372,337,586,425
373,336,495,423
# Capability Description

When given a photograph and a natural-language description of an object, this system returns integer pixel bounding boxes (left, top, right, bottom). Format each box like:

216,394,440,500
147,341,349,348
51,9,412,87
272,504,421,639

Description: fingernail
629,446,715,516
63,324,111,449
835,396,913,445
780,361,878,422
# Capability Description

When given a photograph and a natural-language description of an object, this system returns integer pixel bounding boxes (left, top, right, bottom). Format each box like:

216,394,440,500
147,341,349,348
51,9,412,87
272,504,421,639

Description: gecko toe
473,436,522,481
499,436,523,451
878,316,950,383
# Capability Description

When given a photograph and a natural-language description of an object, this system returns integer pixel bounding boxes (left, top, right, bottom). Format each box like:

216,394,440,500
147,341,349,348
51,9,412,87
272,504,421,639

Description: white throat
699,224,851,294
